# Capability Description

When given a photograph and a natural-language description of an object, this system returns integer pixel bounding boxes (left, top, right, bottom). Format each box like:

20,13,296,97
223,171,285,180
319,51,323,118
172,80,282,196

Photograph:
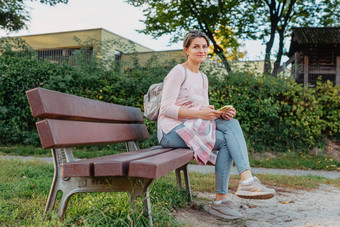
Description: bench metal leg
58,191,73,218
44,174,58,213
129,179,154,227
44,148,62,214
175,164,192,202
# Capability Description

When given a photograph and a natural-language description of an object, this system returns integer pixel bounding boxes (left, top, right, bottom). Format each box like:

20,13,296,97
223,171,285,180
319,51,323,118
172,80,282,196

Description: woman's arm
178,105,222,120
159,67,184,119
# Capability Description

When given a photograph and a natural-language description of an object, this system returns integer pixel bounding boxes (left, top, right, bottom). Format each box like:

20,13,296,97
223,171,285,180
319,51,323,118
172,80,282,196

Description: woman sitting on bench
157,30,275,220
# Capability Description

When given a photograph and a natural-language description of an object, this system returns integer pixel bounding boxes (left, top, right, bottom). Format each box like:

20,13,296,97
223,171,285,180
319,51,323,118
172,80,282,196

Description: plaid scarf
176,119,218,165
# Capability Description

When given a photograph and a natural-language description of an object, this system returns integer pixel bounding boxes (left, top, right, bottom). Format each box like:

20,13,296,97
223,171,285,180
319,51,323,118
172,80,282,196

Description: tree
208,25,245,62
246,0,340,75
128,0,339,76
0,0,68,32
126,0,252,72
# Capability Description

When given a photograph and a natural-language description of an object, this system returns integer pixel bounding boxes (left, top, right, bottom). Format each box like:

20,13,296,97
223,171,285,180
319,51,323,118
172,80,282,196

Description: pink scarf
176,119,218,165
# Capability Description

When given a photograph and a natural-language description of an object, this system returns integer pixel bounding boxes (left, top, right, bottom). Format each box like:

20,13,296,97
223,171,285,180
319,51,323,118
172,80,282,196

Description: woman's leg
209,130,242,219
160,124,188,148
215,118,275,199
214,130,233,200
215,118,251,176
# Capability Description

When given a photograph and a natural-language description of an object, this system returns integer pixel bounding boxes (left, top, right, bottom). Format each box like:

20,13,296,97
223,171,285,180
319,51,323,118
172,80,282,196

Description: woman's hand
199,105,222,120
220,107,236,120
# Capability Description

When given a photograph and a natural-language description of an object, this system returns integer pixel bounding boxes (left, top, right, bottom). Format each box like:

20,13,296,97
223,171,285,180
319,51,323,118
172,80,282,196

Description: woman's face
184,37,208,63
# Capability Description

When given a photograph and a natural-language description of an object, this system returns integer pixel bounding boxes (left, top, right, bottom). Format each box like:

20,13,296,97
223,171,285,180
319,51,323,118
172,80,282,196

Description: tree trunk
273,29,285,77
202,26,232,73
264,28,276,74
186,1,231,72
214,44,231,72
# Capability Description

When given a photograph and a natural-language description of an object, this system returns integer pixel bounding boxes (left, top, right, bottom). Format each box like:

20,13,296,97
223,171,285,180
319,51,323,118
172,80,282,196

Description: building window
35,47,93,65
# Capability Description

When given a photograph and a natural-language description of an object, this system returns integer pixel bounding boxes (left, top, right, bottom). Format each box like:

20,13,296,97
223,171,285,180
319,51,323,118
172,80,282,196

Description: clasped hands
200,105,236,121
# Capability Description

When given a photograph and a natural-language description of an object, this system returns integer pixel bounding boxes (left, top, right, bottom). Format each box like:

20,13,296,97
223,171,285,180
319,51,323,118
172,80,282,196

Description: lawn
0,158,339,226
1,145,339,171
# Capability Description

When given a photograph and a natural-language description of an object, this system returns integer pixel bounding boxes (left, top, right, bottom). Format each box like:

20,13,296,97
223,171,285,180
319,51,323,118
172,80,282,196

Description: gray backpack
143,65,187,121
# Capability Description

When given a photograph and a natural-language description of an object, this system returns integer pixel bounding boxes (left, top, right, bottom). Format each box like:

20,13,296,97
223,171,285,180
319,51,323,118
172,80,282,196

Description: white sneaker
208,199,242,220
235,176,275,199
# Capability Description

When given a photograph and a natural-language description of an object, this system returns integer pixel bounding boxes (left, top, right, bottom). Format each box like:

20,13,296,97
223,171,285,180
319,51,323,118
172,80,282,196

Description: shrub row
0,40,339,152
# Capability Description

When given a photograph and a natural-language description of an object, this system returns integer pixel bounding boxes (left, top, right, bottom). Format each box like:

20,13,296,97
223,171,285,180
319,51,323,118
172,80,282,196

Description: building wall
230,60,273,74
19,29,103,49
17,28,153,53
101,29,152,53
121,49,187,69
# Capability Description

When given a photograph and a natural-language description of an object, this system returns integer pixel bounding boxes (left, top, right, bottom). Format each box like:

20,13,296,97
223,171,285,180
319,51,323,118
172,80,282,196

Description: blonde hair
183,30,210,48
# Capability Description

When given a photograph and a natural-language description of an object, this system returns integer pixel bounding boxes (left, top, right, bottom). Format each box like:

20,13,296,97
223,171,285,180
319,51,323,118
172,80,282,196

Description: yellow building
13,28,186,68
17,28,152,52
121,49,186,70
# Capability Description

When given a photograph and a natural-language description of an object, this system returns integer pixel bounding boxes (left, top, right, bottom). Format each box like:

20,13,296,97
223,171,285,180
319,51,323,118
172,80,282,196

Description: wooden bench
26,87,194,226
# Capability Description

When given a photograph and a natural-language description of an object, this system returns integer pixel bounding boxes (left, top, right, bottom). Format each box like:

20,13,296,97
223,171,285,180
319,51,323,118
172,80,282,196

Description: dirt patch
325,140,340,161
173,185,340,227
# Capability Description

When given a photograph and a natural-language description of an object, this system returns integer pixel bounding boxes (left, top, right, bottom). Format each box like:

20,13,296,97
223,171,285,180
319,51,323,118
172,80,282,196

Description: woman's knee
216,118,240,132
229,118,240,128
214,130,226,150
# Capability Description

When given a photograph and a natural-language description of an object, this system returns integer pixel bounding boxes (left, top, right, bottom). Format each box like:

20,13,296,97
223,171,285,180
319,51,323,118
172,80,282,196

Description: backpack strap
199,71,205,89
180,64,187,86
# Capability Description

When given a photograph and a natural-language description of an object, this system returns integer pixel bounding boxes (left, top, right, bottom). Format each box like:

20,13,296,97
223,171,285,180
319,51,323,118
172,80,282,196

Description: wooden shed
287,27,340,87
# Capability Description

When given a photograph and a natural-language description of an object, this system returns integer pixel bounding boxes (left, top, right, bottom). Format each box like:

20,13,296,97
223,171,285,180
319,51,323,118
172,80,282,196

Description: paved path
188,164,340,179
1,155,339,179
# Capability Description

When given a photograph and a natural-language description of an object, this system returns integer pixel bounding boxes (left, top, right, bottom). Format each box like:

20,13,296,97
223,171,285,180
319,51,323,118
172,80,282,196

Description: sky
0,0,272,60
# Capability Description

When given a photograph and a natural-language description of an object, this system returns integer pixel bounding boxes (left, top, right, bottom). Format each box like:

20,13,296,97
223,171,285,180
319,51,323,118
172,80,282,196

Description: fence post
304,56,309,87
336,56,340,86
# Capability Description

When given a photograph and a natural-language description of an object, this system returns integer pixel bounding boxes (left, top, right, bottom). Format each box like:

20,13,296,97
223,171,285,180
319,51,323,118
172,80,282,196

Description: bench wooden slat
26,87,144,123
128,149,194,179
62,147,174,177
36,119,149,149
93,147,175,176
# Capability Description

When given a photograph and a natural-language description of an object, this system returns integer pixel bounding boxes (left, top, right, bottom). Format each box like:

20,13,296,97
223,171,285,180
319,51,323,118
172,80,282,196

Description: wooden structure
26,87,194,226
282,27,340,87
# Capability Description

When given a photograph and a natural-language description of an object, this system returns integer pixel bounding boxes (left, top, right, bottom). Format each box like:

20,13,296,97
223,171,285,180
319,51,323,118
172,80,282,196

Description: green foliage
126,0,248,71
0,42,105,145
208,70,340,152
1,39,339,153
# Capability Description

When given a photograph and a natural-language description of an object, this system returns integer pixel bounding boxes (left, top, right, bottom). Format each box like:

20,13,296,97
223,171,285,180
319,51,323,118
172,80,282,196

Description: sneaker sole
235,192,275,200
207,208,242,220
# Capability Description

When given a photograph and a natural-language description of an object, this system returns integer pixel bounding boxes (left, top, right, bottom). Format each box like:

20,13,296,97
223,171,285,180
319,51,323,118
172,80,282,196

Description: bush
208,70,340,152
1,38,339,152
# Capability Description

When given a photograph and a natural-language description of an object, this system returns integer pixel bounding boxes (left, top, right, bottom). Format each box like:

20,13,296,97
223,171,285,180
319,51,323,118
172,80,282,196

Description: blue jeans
160,118,251,194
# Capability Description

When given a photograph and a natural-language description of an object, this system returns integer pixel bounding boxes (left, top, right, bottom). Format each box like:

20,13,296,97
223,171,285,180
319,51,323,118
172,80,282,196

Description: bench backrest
26,87,149,149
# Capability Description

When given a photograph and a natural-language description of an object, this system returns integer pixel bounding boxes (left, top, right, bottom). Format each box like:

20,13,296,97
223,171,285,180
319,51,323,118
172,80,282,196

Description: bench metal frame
45,142,192,226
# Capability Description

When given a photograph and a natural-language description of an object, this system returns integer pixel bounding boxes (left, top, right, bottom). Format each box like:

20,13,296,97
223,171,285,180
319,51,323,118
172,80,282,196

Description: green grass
0,144,125,159
163,172,340,193
0,158,339,226
1,145,339,171
0,159,187,226
249,151,339,171
0,145,50,157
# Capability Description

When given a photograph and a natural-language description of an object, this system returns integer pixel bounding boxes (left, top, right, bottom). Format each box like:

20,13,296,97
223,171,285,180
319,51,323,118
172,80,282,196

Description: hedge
1,39,339,152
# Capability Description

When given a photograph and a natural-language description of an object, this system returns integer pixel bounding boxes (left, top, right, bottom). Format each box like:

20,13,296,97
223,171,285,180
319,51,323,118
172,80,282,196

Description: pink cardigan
157,64,209,142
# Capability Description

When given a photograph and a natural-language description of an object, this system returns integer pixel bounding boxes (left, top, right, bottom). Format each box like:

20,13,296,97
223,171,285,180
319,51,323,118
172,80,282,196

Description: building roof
10,28,153,52
288,27,340,56
292,27,340,44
